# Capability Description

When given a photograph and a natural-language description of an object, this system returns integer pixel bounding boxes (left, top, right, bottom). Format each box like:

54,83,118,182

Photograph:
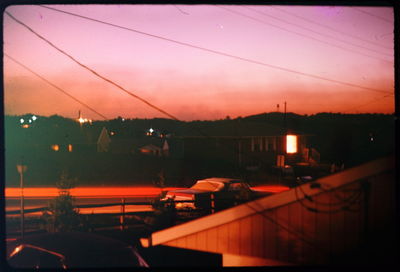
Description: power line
5,11,180,121
352,7,394,24
173,5,189,15
272,6,393,50
244,6,392,57
23,7,393,95
341,94,393,113
4,53,108,120
245,201,330,253
218,6,392,63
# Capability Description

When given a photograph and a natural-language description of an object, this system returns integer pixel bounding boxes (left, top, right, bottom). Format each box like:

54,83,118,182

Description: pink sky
3,5,394,121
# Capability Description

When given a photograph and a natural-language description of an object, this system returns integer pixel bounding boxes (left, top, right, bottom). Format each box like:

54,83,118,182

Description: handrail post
20,171,24,239
211,193,215,214
120,198,125,231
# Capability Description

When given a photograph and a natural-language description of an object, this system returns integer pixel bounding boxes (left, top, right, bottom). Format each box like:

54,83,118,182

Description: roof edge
148,156,394,246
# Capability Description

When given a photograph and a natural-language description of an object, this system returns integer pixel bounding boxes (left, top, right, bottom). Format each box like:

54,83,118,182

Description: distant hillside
4,112,394,186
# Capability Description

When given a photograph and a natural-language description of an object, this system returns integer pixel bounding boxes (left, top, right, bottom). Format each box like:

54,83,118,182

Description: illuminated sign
286,135,297,154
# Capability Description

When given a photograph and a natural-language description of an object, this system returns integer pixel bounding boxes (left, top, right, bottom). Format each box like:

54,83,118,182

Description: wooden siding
150,157,395,265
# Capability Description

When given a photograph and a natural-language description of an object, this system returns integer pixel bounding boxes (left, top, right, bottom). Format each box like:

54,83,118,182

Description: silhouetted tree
41,170,83,232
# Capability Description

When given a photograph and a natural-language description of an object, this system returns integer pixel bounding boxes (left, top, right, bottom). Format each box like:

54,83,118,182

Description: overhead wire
173,5,189,15
5,9,393,179
294,178,363,207
5,10,291,177
271,6,393,50
34,6,393,95
4,53,108,120
293,183,363,214
244,6,392,58
217,6,393,64
5,11,180,121
341,94,393,113
244,201,330,253
351,7,394,24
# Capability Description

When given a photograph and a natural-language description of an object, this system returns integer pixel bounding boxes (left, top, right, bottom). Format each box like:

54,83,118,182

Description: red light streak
5,187,185,198
252,185,290,193
5,185,289,198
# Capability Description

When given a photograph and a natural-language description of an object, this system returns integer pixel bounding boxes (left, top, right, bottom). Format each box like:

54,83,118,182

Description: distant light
149,128,154,133
22,124,30,128
122,118,125,122
78,117,85,124
51,144,59,151
20,118,24,124
110,131,115,136
286,135,298,154
28,119,32,123
32,115,37,121
68,144,73,152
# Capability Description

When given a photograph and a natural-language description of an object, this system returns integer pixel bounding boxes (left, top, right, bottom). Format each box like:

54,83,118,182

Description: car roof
12,232,129,252
196,177,242,184
8,232,143,267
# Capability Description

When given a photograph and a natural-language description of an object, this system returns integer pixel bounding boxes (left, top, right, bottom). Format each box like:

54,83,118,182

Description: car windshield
191,181,224,191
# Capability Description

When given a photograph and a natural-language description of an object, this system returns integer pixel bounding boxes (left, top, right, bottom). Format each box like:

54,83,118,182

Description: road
5,185,289,216
5,186,182,217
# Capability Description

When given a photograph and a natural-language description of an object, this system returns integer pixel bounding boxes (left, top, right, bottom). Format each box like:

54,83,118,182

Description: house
180,134,310,168
140,156,395,266
139,144,162,156
97,127,111,152
138,140,170,157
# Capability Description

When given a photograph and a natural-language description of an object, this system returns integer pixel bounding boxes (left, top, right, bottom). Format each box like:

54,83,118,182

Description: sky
3,4,394,121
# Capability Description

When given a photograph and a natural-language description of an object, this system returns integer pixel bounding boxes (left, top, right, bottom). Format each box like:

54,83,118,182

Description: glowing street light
32,115,37,121
20,118,24,124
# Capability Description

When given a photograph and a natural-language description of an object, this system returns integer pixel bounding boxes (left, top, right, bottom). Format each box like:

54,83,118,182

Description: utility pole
284,101,287,135
17,164,27,239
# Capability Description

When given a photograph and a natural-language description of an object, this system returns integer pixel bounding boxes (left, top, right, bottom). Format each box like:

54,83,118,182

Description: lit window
68,144,73,152
286,135,297,154
51,145,59,151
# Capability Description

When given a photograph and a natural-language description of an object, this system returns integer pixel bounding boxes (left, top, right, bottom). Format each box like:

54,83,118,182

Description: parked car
6,232,149,269
161,177,272,211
